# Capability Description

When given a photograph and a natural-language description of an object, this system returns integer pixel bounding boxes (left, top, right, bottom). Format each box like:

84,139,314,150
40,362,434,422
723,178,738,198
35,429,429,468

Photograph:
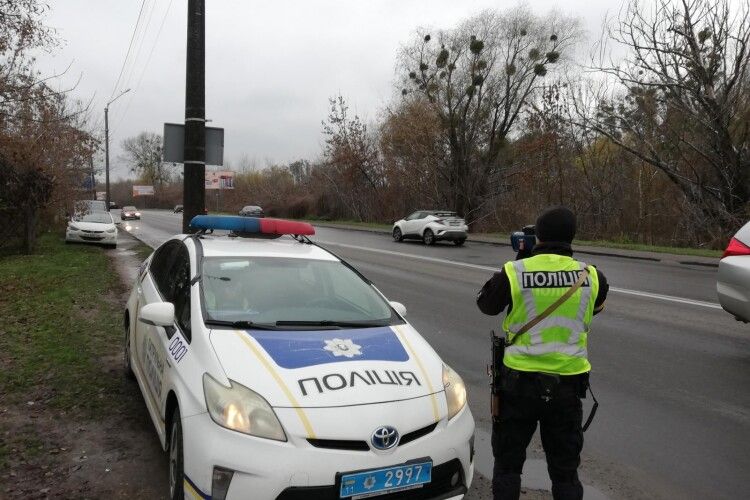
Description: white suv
393,211,468,246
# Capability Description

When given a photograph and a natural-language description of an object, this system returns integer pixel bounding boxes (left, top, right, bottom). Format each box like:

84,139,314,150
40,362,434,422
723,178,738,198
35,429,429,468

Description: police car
124,215,475,500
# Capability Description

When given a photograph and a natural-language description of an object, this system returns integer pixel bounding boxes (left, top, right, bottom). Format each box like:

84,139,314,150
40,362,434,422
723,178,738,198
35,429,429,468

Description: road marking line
317,240,722,310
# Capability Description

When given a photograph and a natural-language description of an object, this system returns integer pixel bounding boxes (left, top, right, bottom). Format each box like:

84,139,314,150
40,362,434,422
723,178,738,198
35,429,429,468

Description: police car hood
209,324,444,408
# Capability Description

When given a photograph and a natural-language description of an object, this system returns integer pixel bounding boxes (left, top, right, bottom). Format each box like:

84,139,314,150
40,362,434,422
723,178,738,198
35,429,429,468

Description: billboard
163,123,224,166
205,170,234,190
133,185,155,197
96,191,106,201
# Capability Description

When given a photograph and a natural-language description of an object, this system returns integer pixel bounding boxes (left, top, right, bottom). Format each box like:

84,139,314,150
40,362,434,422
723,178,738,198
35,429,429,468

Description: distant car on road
238,205,264,218
393,210,468,246
123,215,474,500
109,201,120,210
121,206,141,220
717,220,750,323
66,211,117,248
174,204,183,213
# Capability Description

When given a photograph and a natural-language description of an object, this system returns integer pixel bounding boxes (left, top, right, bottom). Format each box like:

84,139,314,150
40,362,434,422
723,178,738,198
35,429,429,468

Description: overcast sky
36,0,619,180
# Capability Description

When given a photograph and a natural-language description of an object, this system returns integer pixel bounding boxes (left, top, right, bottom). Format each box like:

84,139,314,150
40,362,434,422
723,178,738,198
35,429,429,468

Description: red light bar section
723,237,750,258
259,218,315,236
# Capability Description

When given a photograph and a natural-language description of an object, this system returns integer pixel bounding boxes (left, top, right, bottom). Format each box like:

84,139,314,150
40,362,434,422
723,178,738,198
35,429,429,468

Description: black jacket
476,242,609,316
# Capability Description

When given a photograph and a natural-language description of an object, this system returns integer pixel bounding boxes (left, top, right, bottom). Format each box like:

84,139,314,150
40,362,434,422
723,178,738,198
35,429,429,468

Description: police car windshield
201,257,400,328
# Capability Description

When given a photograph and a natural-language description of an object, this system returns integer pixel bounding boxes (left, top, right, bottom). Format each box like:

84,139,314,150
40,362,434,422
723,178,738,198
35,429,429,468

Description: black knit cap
535,206,576,243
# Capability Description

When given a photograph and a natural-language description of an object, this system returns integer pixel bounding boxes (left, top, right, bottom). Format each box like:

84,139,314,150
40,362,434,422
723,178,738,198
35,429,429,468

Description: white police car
124,216,475,500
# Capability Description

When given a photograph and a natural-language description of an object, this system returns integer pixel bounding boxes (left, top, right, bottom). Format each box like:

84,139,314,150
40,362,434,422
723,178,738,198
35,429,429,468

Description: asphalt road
121,210,750,499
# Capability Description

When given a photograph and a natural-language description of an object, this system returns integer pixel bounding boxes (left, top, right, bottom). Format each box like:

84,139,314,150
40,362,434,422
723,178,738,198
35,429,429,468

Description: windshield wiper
205,319,279,330
274,320,387,329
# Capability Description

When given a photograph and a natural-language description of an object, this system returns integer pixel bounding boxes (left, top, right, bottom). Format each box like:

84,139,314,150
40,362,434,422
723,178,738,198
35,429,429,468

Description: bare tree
578,0,750,240
121,131,171,189
399,7,581,222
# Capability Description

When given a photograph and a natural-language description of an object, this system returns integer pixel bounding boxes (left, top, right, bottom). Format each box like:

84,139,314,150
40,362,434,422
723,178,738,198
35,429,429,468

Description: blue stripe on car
246,327,409,369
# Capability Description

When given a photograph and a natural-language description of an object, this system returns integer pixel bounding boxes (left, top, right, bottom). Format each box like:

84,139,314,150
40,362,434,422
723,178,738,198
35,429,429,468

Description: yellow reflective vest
502,254,599,375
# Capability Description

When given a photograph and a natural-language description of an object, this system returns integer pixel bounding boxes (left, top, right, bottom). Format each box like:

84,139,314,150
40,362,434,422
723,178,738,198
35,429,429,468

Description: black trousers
492,375,584,500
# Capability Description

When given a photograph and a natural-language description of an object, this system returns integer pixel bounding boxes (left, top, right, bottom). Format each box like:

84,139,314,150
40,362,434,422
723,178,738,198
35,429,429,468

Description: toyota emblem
371,426,399,450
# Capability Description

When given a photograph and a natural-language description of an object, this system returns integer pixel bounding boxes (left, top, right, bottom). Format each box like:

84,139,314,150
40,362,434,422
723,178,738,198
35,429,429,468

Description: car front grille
275,458,465,500
305,422,438,453
398,422,438,446
307,438,370,452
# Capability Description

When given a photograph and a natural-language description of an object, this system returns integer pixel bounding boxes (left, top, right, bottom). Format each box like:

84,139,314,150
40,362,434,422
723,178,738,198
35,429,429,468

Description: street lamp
104,88,131,211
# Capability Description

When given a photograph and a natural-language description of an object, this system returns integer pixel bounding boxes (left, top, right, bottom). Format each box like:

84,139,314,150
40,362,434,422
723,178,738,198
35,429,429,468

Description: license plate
339,460,432,499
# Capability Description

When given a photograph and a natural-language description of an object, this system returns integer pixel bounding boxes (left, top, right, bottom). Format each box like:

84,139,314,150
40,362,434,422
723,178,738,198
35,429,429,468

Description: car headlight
203,374,286,441
106,227,116,233
68,223,80,231
443,364,467,420
135,212,141,216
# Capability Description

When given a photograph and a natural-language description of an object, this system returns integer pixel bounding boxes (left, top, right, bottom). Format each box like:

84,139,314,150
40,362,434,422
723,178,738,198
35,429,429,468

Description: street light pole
104,88,130,211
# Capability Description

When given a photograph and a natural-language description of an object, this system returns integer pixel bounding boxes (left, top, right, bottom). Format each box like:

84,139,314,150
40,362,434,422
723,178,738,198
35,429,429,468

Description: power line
118,0,158,99
110,0,148,100
111,0,175,136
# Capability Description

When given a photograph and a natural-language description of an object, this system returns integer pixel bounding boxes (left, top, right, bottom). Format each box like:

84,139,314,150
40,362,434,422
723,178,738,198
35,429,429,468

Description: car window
201,257,399,327
171,245,192,341
406,212,420,221
123,206,136,211
150,241,181,300
75,213,113,224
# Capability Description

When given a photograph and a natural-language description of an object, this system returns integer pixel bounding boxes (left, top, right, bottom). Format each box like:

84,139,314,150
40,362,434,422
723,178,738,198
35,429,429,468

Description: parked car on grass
717,220,750,323
392,210,468,246
238,205,264,218
123,215,475,500
66,211,117,248
121,206,141,220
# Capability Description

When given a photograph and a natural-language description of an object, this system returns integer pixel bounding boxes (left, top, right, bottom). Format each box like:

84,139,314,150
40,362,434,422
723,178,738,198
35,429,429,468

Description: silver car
717,221,750,322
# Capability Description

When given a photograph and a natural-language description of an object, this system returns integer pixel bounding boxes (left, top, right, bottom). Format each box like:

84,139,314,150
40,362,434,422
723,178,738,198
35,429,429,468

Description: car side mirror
139,302,175,327
390,301,407,317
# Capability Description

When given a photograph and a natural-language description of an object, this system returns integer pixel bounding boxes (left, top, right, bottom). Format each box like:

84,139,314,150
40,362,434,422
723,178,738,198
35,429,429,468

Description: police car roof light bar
189,215,315,236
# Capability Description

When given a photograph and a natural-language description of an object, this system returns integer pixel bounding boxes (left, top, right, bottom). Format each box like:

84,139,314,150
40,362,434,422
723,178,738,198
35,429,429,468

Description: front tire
393,227,403,242
169,406,184,500
423,229,435,246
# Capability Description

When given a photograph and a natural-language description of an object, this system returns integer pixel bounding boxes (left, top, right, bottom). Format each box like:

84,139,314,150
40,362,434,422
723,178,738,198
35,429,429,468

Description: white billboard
205,171,235,190
132,185,155,197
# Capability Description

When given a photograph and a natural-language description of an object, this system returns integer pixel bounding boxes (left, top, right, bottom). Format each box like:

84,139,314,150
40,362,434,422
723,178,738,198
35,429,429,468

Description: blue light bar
189,215,315,235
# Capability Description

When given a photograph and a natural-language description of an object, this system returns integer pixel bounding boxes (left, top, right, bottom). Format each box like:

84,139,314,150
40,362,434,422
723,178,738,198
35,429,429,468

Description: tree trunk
22,205,37,255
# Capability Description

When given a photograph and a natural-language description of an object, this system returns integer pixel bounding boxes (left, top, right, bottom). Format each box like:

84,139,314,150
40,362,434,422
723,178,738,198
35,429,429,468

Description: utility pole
182,0,206,233
105,88,130,211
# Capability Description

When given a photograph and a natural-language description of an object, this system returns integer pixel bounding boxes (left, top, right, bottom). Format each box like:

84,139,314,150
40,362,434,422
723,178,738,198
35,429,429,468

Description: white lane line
317,240,722,310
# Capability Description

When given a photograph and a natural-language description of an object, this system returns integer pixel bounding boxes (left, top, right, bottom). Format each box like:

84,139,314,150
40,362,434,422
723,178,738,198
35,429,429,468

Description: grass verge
0,234,129,468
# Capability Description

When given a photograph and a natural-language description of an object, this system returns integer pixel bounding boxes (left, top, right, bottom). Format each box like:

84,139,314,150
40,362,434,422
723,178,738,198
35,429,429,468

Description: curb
308,222,719,268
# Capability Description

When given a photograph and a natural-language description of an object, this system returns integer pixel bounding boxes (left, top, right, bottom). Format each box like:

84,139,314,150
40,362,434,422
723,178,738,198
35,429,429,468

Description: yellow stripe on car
183,478,204,500
392,325,440,422
235,331,317,438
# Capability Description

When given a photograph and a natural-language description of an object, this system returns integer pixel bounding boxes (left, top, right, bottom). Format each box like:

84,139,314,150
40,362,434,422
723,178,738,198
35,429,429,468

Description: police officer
477,206,609,500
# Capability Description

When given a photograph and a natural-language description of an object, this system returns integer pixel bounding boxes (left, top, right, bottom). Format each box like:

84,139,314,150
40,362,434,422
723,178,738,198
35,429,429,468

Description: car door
135,240,180,409
403,212,422,235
